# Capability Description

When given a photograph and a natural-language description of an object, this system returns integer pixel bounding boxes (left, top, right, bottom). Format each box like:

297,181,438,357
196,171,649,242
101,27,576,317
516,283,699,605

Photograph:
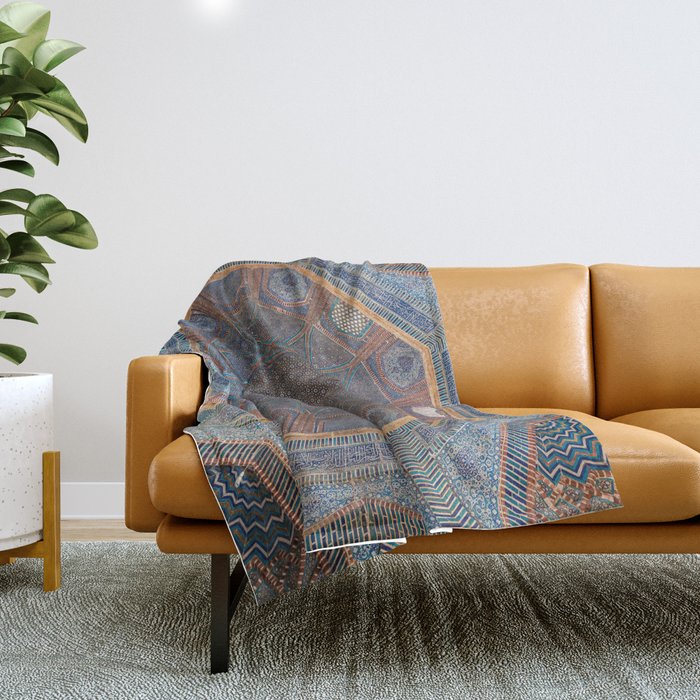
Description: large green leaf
34,38,84,72
30,77,86,138
35,105,87,142
0,127,59,164
0,342,26,364
31,86,86,124
0,200,27,216
17,260,48,291
0,3,50,59
0,19,24,45
0,233,9,260
0,74,44,100
0,259,50,283
2,43,30,72
48,210,97,249
25,194,74,235
0,116,25,136
2,46,55,92
1,310,37,323
0,286,15,297
0,159,34,176
6,231,54,262
0,187,34,202
24,64,54,91
31,95,85,123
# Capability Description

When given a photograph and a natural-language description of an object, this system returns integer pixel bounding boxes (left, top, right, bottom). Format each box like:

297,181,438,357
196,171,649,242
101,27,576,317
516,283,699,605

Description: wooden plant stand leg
42,451,61,591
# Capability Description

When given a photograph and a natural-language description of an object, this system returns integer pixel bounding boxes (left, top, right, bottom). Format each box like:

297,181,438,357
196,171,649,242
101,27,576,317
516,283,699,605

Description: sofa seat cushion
612,409,700,454
149,410,700,524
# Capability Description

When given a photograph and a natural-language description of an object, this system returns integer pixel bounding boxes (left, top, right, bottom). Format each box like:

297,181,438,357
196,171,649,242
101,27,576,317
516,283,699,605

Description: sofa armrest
125,354,206,531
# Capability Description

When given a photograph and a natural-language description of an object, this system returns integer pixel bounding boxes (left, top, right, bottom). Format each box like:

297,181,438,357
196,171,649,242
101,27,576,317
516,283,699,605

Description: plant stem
0,99,17,117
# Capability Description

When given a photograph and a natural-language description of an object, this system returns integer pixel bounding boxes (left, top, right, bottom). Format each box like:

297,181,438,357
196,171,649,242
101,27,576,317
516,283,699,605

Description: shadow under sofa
125,263,700,673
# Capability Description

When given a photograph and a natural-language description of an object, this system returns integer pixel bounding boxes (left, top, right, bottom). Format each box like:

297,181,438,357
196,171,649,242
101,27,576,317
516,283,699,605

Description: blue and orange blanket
162,259,621,603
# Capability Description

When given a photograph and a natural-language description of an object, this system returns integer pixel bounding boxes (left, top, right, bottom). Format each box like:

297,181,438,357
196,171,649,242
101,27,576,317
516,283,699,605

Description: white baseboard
61,482,125,519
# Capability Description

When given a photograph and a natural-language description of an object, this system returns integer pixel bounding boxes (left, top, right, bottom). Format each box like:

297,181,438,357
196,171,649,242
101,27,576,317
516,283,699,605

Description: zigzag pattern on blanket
194,420,351,600
162,258,622,603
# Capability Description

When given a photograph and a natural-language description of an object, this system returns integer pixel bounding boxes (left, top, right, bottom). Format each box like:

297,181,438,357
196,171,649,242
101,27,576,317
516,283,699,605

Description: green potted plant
0,2,96,563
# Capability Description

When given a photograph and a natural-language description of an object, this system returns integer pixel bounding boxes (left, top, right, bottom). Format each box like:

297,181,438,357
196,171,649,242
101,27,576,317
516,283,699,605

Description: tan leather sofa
126,263,700,671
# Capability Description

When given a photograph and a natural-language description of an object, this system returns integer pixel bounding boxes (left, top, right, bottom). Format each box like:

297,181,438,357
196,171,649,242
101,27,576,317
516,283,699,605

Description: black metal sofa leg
210,554,248,674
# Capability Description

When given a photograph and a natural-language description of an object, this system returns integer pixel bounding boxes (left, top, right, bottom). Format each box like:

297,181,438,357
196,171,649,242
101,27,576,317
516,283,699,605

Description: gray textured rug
0,543,699,699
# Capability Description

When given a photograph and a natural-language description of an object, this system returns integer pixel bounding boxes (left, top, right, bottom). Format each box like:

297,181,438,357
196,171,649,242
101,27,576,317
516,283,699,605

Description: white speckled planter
0,373,54,552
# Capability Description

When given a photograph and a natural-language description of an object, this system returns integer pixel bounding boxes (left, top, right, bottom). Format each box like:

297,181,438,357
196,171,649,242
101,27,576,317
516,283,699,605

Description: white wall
7,0,700,486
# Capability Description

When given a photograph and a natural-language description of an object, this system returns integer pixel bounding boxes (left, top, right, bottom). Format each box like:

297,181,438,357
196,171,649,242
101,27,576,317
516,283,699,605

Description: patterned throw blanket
162,259,622,604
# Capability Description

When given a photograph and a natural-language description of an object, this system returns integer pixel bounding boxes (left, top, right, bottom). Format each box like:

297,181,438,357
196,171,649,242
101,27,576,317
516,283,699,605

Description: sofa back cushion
429,264,595,413
591,264,700,419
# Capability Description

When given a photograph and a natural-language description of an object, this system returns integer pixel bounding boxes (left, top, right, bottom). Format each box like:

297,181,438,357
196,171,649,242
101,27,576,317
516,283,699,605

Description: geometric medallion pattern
161,258,622,604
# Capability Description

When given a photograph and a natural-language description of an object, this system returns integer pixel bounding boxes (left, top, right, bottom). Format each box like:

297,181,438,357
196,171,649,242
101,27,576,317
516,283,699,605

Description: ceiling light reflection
191,0,241,21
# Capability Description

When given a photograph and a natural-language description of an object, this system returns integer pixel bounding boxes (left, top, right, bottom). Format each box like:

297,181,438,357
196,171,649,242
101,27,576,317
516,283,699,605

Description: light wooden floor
62,520,154,542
